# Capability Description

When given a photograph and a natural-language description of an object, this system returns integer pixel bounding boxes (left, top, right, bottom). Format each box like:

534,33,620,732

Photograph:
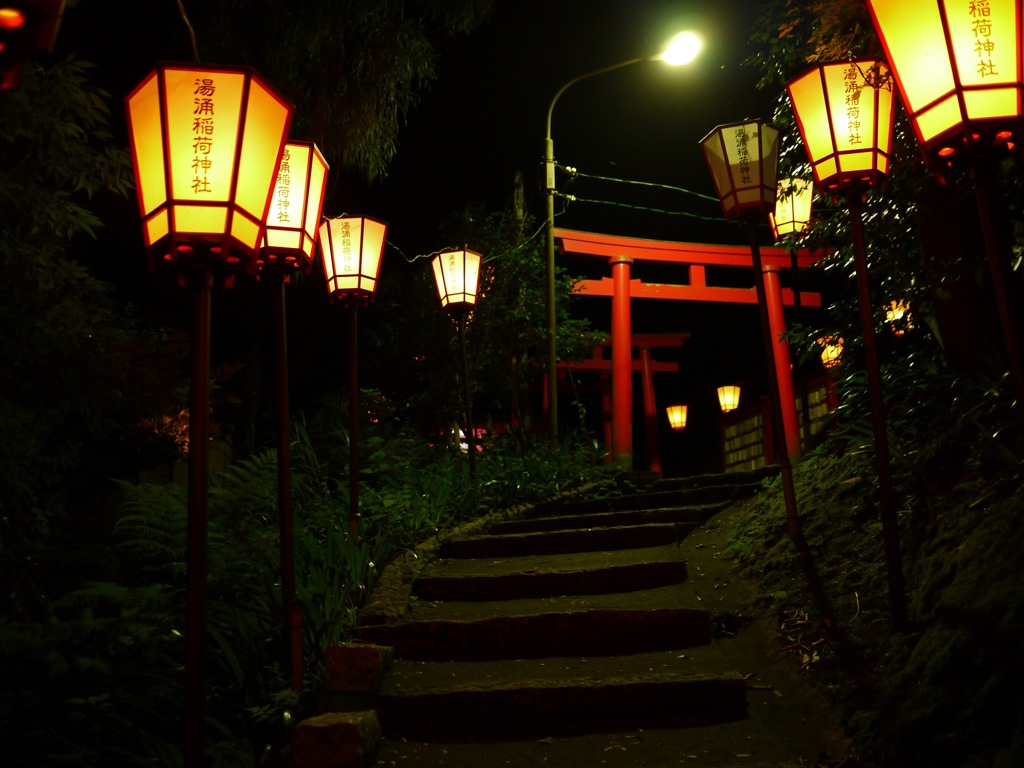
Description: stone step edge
440,522,689,558
485,504,721,534
413,559,688,601
354,607,712,661
374,675,749,742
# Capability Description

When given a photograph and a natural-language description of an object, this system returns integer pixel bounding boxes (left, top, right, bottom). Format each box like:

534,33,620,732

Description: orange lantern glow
0,0,65,90
125,63,294,281
770,178,814,240
865,0,1024,168
717,385,741,413
432,248,482,309
319,216,388,305
786,60,895,190
699,120,781,222
886,299,914,335
818,336,844,369
258,141,328,277
666,404,688,431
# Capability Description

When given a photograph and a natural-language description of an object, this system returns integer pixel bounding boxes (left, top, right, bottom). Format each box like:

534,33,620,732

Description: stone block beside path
292,711,380,768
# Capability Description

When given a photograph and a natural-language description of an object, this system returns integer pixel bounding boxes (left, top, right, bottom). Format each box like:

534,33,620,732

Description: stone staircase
291,467,845,767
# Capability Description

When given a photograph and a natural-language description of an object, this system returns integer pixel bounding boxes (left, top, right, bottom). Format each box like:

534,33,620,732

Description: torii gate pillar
610,254,633,470
763,264,801,458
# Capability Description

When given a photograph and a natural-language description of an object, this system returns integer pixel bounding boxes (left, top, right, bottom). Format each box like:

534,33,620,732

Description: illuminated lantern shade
819,336,843,369
432,248,482,309
319,216,388,305
259,141,329,277
125,63,294,281
0,0,65,90
786,60,895,190
770,178,814,239
699,120,780,222
717,385,741,413
865,0,1024,167
666,404,688,431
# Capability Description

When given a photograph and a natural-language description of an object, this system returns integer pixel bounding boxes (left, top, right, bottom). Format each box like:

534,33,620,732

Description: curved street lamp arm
545,56,649,140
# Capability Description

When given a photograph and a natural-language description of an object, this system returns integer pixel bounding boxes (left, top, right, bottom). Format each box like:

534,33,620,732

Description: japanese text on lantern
445,252,458,286
970,0,998,77
844,65,862,145
339,219,354,273
734,128,751,184
192,78,215,194
274,147,292,224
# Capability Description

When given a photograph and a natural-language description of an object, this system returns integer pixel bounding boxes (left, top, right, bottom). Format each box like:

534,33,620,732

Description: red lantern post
126,62,293,766
319,216,388,536
258,141,329,694
786,59,906,628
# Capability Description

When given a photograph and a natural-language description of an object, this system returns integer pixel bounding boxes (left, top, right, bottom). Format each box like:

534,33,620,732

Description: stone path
293,469,850,767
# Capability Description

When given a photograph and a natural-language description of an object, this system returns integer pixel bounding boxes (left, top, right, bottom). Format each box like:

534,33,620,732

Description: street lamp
125,62,294,767
717,385,741,413
864,0,1024,418
0,0,64,90
257,140,329,694
786,58,906,628
432,248,482,477
319,215,388,537
543,31,702,449
666,404,688,431
700,118,804,549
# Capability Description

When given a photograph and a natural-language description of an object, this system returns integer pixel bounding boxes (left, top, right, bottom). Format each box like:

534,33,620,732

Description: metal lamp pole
543,32,701,450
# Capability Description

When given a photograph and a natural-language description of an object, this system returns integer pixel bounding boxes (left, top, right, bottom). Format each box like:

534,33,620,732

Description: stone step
533,482,762,518
485,503,717,535
413,558,687,601
370,651,748,741
406,577,704,622
439,521,690,558
354,606,712,661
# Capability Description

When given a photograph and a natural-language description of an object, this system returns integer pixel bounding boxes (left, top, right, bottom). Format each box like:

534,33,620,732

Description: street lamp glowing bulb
660,31,702,66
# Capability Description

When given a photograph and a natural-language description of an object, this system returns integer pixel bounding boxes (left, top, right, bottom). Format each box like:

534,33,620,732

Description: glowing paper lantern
770,178,814,239
865,0,1024,168
786,60,895,190
432,248,482,309
717,385,741,413
319,216,388,306
259,141,329,277
699,119,781,222
125,63,294,281
666,404,688,430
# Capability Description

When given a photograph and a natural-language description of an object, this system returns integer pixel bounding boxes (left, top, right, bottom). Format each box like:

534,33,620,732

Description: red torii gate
554,228,826,471
559,333,690,475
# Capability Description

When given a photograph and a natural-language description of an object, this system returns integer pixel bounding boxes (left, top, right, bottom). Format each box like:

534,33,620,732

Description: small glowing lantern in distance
819,336,843,369
717,385,741,413
259,141,328,277
699,120,781,222
770,178,814,240
319,216,388,306
786,60,895,190
886,299,914,336
666,404,688,431
865,0,1024,168
433,248,482,309
125,63,293,282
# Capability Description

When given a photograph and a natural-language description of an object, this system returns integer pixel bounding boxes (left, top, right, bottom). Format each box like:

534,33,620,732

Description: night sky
49,0,826,471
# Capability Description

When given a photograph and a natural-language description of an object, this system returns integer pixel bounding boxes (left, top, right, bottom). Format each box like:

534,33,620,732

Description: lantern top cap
700,117,777,141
